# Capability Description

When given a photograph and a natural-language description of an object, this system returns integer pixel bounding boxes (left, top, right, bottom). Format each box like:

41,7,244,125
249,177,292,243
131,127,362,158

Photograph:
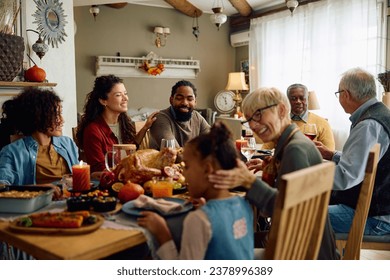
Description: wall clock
214,90,235,114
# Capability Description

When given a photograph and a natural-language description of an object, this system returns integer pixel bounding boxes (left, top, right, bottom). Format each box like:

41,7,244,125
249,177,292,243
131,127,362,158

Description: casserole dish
0,185,54,213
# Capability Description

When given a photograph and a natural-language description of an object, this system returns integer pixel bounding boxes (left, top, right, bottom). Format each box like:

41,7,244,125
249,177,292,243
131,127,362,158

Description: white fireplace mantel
96,52,201,79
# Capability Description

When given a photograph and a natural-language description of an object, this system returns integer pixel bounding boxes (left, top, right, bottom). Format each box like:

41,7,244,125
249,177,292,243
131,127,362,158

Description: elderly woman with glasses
208,87,339,260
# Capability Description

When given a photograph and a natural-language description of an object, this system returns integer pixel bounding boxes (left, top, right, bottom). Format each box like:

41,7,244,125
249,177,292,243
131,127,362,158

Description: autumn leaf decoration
140,61,165,76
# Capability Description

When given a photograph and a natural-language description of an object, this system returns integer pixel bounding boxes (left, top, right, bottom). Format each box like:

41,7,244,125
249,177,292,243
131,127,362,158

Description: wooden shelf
96,52,201,79
0,81,57,88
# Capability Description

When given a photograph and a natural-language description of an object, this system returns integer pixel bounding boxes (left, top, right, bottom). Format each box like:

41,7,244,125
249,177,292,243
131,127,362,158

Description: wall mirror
33,0,67,47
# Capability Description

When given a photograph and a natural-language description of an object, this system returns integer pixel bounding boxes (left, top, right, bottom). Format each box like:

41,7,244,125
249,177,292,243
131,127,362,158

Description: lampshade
383,92,390,109
154,27,163,34
225,72,249,91
308,91,320,110
89,5,99,21
163,27,170,35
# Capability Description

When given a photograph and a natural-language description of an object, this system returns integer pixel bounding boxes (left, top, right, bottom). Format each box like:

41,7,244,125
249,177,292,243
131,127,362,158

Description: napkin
132,195,184,214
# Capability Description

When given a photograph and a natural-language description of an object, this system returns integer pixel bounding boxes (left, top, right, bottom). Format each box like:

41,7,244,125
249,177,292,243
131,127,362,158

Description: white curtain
249,0,385,129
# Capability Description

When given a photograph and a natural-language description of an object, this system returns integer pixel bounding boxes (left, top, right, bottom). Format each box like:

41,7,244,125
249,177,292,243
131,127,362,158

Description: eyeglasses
242,104,278,124
334,90,345,98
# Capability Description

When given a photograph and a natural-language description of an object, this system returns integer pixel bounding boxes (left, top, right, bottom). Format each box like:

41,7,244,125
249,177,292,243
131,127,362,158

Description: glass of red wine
303,124,317,140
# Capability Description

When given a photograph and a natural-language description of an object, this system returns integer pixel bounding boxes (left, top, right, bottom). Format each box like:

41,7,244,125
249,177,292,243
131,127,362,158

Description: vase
0,33,25,81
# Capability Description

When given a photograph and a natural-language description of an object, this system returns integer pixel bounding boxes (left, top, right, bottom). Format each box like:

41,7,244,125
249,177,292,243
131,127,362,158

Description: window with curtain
249,0,385,129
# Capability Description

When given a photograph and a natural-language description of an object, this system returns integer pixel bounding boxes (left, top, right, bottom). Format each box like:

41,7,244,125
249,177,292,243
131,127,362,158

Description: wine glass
104,144,136,172
160,138,176,151
241,137,257,162
303,124,318,140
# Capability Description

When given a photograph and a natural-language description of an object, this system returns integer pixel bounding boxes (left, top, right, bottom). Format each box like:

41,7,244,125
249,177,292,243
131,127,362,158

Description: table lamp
308,91,320,110
225,72,249,116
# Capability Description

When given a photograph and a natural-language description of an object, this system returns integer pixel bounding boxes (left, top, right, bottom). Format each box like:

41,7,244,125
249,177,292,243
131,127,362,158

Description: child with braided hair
137,121,254,259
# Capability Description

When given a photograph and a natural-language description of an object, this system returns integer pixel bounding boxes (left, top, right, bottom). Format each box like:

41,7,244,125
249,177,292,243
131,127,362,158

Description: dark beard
172,107,193,122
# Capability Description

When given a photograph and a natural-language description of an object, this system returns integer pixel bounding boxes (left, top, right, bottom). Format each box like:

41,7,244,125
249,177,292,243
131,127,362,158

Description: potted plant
378,70,390,108
378,70,390,92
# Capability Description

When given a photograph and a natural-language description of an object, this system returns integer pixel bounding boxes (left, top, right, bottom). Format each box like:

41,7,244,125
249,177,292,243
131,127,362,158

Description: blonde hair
242,87,291,118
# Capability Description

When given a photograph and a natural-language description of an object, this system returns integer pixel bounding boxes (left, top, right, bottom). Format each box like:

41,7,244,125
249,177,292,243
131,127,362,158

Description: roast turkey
114,148,178,184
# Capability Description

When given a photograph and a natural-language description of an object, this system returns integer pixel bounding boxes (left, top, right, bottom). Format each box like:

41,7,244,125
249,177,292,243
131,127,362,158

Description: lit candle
72,161,90,192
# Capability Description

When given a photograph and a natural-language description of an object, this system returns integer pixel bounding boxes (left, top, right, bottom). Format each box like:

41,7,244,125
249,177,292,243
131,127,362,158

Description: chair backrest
134,121,150,149
72,126,86,162
336,144,380,259
195,108,217,125
264,161,335,260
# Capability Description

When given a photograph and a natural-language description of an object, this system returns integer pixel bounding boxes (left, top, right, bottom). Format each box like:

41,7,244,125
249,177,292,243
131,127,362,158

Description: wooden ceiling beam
105,3,128,9
164,0,203,18
228,0,252,17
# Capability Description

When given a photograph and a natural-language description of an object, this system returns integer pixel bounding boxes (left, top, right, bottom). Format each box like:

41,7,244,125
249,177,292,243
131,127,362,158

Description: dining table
0,187,254,260
0,191,194,260
0,199,151,260
0,221,147,260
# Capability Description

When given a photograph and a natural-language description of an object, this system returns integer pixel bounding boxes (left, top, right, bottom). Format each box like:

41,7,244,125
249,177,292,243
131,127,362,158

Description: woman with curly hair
0,87,79,192
76,75,157,173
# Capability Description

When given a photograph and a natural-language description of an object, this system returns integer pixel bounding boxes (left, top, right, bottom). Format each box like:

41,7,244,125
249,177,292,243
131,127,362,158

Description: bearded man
149,80,210,151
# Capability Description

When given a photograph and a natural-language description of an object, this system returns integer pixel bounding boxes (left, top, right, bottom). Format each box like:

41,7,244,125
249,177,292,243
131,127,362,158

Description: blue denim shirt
0,136,79,185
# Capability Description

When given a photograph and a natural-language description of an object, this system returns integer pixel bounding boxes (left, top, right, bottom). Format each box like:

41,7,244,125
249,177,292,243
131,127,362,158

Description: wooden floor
360,249,390,260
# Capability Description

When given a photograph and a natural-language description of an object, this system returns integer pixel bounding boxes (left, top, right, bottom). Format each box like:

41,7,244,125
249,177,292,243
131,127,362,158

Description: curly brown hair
76,75,136,147
1,87,62,136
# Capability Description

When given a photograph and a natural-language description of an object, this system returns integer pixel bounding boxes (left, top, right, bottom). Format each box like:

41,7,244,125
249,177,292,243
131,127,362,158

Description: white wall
23,1,77,138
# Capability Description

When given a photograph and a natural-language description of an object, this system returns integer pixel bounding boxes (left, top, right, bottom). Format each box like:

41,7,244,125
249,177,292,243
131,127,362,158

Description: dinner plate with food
8,210,104,235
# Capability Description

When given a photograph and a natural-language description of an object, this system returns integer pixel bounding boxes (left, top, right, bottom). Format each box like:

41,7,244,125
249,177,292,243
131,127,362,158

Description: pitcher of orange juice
151,177,174,198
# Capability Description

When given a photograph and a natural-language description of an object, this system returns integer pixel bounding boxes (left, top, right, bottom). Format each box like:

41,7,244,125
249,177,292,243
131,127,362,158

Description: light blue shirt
0,136,79,185
331,98,390,222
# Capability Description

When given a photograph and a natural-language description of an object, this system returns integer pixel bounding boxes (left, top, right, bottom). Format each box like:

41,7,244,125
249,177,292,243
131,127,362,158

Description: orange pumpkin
24,65,46,82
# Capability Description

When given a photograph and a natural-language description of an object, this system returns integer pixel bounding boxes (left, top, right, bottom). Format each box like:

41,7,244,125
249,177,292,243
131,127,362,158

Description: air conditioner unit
230,30,250,47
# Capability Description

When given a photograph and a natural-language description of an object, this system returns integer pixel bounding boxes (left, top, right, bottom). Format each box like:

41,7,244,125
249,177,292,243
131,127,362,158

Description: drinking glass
60,174,72,198
105,144,136,172
160,138,176,151
151,176,174,198
241,137,257,162
303,124,318,140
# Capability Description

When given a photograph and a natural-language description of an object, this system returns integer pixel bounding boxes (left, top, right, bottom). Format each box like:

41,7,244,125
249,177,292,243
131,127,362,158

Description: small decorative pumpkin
24,65,46,82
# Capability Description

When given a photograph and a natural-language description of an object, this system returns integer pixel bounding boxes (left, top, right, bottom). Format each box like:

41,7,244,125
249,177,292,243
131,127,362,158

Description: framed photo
240,59,249,86
240,60,249,75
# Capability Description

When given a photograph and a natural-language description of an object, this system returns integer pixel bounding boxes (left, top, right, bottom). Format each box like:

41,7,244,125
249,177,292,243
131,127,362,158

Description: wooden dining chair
134,121,150,149
335,144,387,259
72,126,86,162
264,161,335,260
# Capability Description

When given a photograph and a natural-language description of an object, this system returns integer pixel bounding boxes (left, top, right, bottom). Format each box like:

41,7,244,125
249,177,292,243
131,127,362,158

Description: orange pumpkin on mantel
24,65,46,82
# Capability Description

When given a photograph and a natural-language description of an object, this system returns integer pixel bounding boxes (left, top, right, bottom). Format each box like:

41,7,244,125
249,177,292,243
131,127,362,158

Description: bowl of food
92,196,117,212
66,195,92,212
